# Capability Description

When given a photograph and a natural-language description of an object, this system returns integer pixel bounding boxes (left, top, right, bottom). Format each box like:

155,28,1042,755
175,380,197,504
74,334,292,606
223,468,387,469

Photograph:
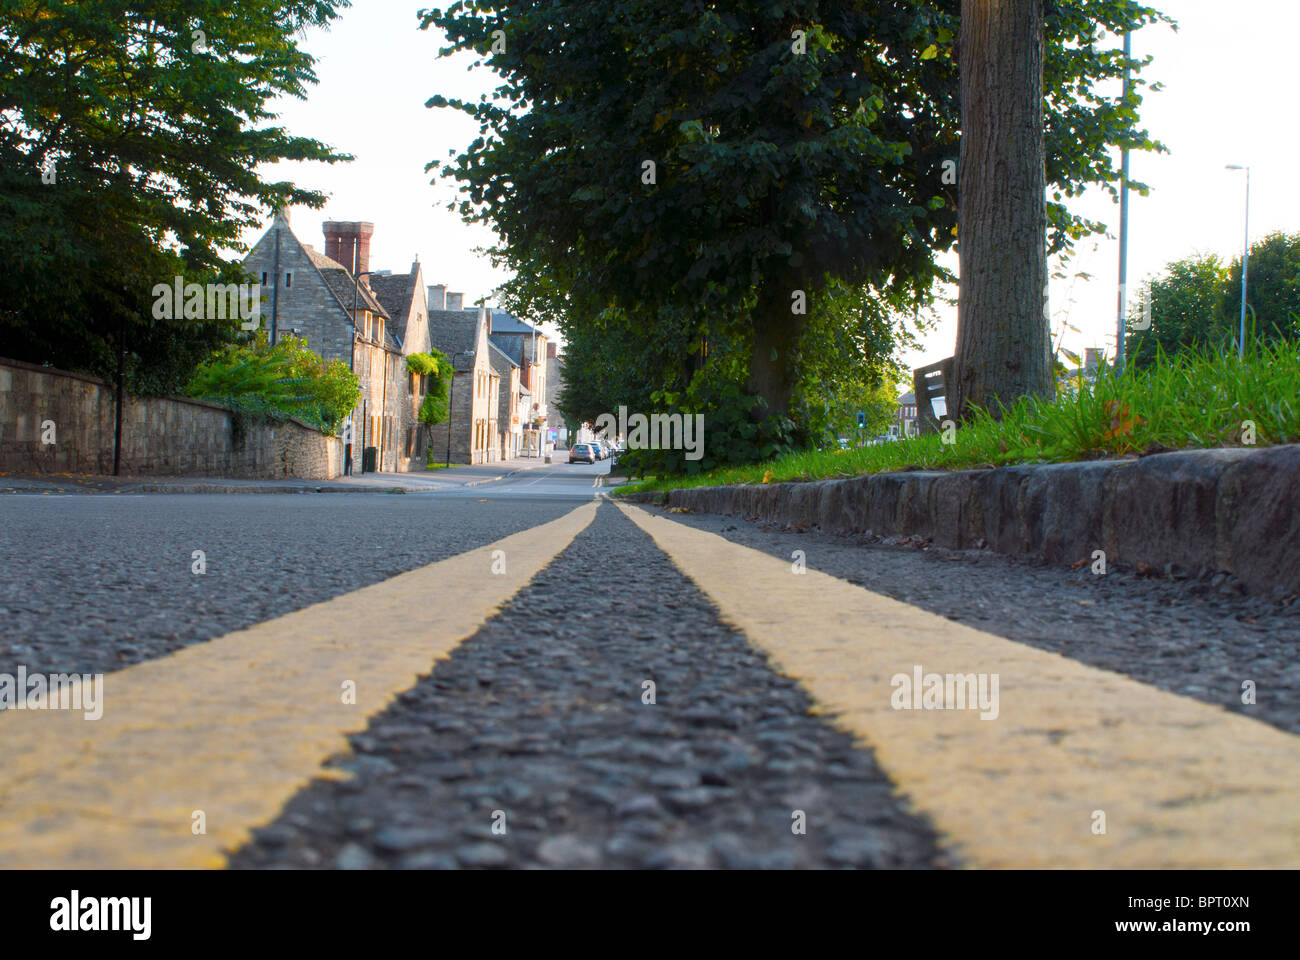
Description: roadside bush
622,338,1300,492
185,332,359,432
617,377,799,477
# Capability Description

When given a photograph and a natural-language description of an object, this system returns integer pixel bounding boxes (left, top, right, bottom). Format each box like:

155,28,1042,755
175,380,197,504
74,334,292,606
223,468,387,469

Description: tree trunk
747,275,804,418
951,0,1052,422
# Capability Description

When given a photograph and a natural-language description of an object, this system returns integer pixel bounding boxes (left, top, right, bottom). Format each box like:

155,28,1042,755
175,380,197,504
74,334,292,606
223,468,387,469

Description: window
376,318,384,343
285,272,292,287
260,272,267,285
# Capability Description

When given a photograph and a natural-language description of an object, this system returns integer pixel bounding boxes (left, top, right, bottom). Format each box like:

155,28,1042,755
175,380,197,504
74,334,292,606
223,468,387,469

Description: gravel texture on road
0,494,578,680
228,501,948,870
648,505,1300,736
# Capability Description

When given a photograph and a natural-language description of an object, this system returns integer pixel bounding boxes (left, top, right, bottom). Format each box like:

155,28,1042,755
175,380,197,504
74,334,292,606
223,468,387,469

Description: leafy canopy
407,350,455,425
186,331,360,432
420,0,1170,462
0,0,352,391
1128,232,1300,368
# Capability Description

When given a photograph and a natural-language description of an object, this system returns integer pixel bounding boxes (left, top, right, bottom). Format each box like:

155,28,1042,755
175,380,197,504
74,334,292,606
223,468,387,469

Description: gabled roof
897,391,916,405
488,342,519,373
428,309,482,366
243,218,403,352
369,273,416,321
300,245,391,322
484,308,541,335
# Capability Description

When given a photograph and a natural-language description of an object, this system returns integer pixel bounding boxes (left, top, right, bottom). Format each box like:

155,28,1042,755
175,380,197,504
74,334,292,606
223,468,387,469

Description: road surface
2,459,1298,868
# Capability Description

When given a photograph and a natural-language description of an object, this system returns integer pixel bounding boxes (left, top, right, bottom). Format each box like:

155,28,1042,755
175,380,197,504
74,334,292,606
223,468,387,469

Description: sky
240,0,1299,368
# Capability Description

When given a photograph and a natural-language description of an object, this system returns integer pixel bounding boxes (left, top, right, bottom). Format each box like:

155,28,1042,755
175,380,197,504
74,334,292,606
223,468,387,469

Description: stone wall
650,445,1300,596
0,358,340,479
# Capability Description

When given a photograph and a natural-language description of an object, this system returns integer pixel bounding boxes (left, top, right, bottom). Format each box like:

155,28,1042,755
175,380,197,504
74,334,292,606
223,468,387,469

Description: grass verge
615,342,1299,497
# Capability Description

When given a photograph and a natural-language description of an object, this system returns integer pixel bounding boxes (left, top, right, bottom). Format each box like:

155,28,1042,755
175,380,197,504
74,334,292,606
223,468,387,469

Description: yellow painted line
617,501,1300,868
0,501,597,869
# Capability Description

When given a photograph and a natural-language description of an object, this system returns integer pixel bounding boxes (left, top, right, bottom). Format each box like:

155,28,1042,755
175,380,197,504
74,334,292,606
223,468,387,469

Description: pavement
2,458,1298,869
0,452,563,496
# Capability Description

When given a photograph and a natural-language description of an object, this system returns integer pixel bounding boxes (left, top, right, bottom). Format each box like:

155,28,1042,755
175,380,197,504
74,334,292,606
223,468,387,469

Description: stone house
485,308,549,455
489,342,522,460
426,293,497,464
242,212,415,473
369,263,431,470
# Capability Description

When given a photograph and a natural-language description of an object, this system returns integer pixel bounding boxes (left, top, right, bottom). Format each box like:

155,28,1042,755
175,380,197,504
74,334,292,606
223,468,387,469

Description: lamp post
348,270,378,474
1116,28,1131,374
1225,165,1250,358
445,351,472,468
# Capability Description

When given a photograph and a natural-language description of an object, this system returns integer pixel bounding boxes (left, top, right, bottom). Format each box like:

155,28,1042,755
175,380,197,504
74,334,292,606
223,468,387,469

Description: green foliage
1126,254,1232,368
407,350,453,425
418,393,448,427
186,333,359,432
617,375,800,478
422,0,1170,423
1128,233,1300,368
0,0,352,392
794,278,920,444
1222,231,1300,344
622,338,1300,494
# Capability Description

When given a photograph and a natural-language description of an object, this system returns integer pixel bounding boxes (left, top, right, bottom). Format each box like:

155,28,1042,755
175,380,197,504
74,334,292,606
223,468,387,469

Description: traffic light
857,412,866,430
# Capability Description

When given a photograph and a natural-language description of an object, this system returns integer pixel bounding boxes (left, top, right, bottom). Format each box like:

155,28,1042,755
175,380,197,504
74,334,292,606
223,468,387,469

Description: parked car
569,443,597,464
595,439,612,460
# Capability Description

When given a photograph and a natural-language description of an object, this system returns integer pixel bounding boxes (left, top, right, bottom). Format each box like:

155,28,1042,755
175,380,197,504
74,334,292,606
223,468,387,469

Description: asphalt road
0,461,609,678
3,458,1298,869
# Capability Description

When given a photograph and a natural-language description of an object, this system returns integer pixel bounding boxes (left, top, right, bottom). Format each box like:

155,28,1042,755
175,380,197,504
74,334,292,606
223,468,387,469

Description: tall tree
1127,233,1300,367
421,0,1169,437
424,0,961,423
1126,253,1231,368
1223,231,1300,345
0,0,352,391
950,0,1051,421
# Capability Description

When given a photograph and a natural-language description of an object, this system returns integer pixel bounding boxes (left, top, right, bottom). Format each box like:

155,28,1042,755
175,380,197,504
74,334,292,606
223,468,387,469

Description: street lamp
347,270,378,474
1116,28,1132,374
445,351,472,468
1226,165,1250,358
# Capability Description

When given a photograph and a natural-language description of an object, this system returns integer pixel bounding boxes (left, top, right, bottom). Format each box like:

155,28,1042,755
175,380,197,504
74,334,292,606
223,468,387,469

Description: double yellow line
3,498,1297,868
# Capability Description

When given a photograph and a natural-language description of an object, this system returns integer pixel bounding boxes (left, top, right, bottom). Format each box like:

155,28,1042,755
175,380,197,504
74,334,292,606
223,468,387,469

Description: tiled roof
301,244,392,323
485,308,540,335
897,391,916,405
428,309,480,365
369,272,417,326
488,342,519,372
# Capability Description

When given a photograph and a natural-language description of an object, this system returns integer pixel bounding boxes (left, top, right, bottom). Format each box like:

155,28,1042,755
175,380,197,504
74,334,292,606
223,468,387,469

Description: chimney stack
427,284,446,310
322,221,375,279
445,291,464,311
